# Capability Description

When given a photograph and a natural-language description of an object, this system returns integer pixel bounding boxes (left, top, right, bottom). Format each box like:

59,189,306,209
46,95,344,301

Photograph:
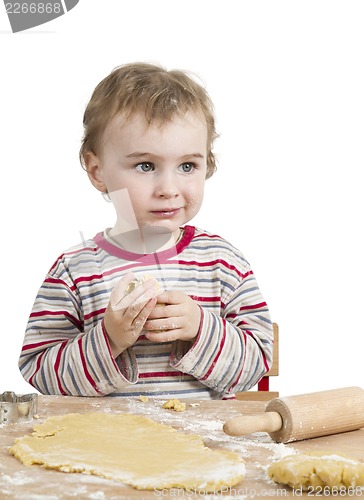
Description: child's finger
131,297,157,329
155,291,182,305
147,303,180,320
145,328,180,343
144,316,181,332
123,285,160,320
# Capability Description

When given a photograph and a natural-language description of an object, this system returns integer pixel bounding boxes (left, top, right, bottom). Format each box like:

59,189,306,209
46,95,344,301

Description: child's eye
178,162,195,173
135,162,154,173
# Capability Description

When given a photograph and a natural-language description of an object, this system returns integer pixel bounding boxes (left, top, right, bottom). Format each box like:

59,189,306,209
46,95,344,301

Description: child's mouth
151,208,181,218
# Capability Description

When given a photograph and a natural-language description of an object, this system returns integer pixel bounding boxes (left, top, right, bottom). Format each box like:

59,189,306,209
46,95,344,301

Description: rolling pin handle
223,411,283,437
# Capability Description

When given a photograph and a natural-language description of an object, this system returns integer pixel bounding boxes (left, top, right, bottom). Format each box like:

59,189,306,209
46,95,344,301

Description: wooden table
1,395,363,499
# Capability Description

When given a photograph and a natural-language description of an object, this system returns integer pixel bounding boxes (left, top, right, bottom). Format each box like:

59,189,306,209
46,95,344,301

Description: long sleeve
19,259,137,396
171,266,273,398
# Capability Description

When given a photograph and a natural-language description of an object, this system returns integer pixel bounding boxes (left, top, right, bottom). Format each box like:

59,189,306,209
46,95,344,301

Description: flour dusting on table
2,396,299,499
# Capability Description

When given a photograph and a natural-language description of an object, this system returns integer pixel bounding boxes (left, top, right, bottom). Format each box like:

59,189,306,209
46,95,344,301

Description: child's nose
155,173,179,198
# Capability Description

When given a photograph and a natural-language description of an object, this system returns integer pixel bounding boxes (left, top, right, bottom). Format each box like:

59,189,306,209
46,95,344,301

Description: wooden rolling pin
223,386,364,443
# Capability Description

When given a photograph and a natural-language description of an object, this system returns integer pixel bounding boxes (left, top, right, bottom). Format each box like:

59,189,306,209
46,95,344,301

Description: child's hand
143,291,201,343
103,273,159,357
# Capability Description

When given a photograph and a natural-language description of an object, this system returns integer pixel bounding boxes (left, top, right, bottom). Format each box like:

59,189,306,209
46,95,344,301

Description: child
20,62,273,399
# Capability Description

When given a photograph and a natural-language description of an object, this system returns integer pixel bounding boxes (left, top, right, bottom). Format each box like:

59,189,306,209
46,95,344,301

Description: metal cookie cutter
0,391,38,425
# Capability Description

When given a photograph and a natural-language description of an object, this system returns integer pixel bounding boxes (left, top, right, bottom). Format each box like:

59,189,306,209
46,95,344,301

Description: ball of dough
163,399,186,412
125,275,162,298
268,452,364,490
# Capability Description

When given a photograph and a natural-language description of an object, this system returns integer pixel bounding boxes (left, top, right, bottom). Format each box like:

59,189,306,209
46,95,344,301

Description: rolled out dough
9,412,245,492
268,452,364,490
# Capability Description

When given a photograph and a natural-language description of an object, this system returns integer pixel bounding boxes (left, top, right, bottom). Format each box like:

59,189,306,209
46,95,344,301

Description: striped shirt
20,225,273,399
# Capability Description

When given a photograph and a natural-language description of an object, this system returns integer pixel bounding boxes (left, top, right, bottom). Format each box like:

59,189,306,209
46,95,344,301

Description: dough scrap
268,451,364,490
162,399,186,412
125,275,161,295
9,412,244,492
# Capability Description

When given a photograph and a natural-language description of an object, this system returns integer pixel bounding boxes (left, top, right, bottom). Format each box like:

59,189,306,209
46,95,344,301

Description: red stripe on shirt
190,295,220,303
77,338,102,394
44,277,76,292
22,339,69,352
84,308,106,321
54,341,67,395
30,309,82,329
29,350,46,388
239,302,267,311
139,371,182,379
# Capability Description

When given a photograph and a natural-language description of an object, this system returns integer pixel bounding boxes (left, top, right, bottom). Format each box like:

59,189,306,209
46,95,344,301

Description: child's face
86,111,208,238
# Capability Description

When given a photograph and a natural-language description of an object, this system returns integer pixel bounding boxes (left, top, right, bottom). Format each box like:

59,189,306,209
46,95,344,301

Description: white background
1,1,363,398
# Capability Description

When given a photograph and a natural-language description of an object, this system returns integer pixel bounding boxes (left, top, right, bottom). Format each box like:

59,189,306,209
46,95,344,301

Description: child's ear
83,152,107,192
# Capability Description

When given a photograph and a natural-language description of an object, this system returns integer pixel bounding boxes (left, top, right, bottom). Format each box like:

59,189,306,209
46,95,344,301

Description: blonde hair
79,62,218,178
